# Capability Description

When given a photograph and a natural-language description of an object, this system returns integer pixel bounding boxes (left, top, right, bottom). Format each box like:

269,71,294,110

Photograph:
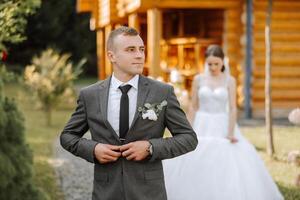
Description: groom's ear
107,50,115,63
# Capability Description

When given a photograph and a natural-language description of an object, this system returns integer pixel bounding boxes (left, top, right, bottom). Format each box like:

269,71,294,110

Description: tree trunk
265,0,274,156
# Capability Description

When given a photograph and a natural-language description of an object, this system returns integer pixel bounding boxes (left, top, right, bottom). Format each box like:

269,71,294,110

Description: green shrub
24,48,84,126
0,74,47,200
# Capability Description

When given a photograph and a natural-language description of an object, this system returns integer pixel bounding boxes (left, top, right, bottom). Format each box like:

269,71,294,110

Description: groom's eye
126,48,136,52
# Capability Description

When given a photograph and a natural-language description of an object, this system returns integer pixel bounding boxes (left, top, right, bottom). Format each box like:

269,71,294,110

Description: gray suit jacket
60,75,198,200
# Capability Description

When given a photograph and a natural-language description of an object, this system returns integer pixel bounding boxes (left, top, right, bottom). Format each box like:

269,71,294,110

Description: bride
163,45,284,200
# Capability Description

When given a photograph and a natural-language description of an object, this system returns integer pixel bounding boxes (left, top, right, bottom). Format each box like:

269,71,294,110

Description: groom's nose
135,50,144,59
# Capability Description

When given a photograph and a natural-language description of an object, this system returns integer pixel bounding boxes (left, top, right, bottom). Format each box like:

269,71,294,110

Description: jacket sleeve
60,90,98,163
149,86,198,161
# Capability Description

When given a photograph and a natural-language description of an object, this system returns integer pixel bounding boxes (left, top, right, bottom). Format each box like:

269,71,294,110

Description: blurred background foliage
5,0,97,77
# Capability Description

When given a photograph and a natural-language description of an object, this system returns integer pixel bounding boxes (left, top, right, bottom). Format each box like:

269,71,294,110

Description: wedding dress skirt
163,84,284,200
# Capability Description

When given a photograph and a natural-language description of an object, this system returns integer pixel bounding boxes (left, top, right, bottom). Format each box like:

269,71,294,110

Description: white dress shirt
107,73,139,136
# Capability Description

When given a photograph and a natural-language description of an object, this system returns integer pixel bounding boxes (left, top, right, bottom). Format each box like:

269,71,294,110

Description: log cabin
76,0,300,117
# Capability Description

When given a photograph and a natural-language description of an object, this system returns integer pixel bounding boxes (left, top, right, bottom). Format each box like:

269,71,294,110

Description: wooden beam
252,90,300,100
254,1,300,11
254,32,300,42
104,25,112,76
153,0,240,9
255,57,300,66
253,101,300,109
253,78,300,89
128,13,140,32
253,67,300,78
125,0,141,13
77,0,93,13
97,29,106,80
99,0,110,27
194,43,201,71
178,44,184,68
255,11,300,20
147,8,162,78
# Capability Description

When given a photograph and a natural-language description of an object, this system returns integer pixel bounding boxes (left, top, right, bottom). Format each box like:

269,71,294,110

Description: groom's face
108,34,145,76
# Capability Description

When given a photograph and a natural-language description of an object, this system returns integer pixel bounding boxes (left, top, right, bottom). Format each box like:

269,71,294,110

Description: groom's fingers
105,148,122,157
99,154,119,163
120,143,133,152
99,151,120,163
103,154,119,161
107,144,121,151
122,149,134,157
126,155,136,160
94,144,122,164
99,158,114,163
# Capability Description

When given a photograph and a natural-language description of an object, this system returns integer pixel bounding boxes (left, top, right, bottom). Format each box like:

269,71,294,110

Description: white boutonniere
138,100,168,121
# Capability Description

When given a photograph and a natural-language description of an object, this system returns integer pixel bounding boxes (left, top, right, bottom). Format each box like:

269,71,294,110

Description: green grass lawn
242,126,300,200
4,81,300,200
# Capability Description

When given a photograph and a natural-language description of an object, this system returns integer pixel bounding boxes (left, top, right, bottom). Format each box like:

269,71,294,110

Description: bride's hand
226,135,238,143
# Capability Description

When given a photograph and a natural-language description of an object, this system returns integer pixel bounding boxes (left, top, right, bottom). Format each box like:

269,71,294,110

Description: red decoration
2,51,8,62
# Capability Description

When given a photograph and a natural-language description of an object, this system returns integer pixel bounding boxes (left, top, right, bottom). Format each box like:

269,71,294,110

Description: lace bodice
197,76,229,114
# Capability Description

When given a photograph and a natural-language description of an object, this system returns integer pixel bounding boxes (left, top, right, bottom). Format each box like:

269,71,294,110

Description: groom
60,26,198,200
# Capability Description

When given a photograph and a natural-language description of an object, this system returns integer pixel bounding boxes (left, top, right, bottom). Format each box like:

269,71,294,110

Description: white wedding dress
163,77,284,200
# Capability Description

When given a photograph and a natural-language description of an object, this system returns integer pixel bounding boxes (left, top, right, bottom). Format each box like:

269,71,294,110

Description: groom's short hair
107,26,139,51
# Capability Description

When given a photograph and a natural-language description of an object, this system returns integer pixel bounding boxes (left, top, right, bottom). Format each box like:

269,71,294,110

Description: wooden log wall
252,0,300,110
223,1,243,107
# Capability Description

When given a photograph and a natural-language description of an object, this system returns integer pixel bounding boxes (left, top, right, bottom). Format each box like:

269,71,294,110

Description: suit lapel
128,75,150,132
97,76,120,141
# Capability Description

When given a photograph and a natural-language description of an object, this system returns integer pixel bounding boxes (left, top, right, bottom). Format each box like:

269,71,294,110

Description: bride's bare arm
227,76,237,141
187,75,200,125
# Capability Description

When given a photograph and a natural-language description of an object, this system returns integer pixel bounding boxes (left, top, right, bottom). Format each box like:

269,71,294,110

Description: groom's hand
120,141,150,161
94,143,122,164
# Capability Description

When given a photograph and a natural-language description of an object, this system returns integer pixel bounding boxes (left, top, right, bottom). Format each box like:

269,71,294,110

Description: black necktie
119,85,132,141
